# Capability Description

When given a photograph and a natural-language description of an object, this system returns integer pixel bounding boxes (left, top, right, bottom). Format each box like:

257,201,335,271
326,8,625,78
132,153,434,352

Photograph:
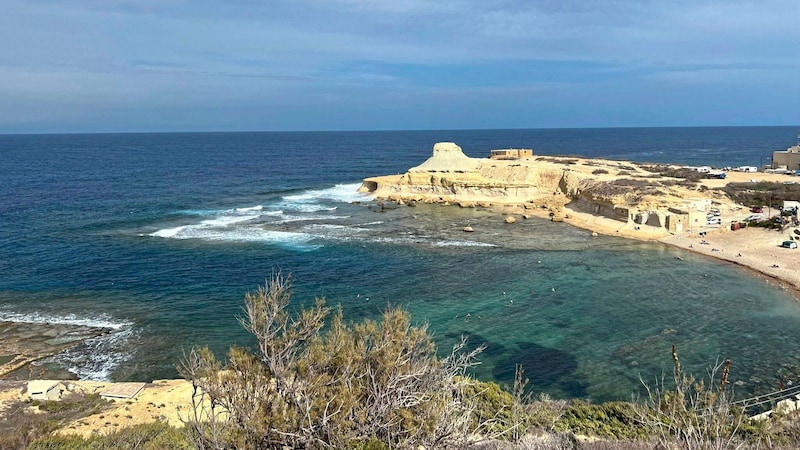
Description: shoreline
514,201,800,298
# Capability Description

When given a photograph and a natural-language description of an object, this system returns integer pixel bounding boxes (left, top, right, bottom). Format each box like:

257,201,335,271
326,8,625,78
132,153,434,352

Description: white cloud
0,0,797,131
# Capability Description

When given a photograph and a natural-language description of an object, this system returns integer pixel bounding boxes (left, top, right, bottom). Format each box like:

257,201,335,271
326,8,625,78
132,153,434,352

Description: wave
287,204,338,213
56,327,137,380
149,186,367,247
151,213,264,239
152,224,321,249
200,214,260,227
0,310,132,330
0,309,135,381
434,240,497,248
274,214,350,224
235,205,263,212
282,183,365,204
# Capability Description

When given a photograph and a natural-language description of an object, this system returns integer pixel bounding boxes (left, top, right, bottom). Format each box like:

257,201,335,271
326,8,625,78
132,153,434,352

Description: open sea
2,126,800,403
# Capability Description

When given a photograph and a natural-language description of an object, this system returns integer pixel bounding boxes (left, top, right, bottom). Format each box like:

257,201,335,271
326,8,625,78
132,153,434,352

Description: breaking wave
0,309,135,381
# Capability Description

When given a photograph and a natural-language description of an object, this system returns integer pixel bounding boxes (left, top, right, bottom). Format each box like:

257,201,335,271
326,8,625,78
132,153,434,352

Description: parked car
744,214,763,222
751,206,764,213
782,240,798,249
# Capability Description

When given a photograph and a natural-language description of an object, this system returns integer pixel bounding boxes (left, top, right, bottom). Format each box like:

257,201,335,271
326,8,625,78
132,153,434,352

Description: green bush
461,379,517,434
27,434,90,450
28,422,191,450
553,400,647,439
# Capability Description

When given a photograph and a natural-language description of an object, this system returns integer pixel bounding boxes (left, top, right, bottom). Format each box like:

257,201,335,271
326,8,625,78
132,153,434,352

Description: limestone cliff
359,142,590,206
359,142,744,232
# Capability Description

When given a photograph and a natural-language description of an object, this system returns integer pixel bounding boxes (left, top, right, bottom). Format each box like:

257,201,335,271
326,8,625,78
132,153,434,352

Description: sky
1,0,798,133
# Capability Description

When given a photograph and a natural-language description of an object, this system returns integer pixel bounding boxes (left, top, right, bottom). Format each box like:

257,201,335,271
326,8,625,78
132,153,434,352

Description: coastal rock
504,216,516,224
522,214,531,219
408,142,481,173
358,141,756,240
463,226,474,232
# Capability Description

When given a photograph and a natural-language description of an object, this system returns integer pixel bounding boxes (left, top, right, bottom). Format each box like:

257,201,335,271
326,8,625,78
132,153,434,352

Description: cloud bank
1,0,797,132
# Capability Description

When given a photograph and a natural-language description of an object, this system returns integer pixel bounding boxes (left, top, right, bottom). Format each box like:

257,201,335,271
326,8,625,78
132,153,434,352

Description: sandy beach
661,227,800,293
551,203,800,296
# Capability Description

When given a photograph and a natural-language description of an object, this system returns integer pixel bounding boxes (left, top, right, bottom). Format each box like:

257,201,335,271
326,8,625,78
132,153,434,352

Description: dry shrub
180,273,486,449
637,346,753,450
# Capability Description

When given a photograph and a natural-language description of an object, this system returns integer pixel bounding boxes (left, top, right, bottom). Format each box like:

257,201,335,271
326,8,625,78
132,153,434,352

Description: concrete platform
99,382,146,399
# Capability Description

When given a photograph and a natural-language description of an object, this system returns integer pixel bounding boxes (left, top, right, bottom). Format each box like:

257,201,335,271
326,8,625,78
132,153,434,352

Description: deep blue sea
2,127,800,403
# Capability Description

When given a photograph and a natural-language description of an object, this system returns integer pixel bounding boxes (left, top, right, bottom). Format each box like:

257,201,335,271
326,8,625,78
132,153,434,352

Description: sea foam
282,183,365,203
0,309,135,381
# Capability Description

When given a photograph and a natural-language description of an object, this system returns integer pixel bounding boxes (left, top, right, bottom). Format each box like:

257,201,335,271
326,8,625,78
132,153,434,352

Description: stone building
489,148,533,160
772,144,800,171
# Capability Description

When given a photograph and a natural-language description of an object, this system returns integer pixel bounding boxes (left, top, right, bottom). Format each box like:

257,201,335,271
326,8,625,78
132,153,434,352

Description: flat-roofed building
772,145,800,171
489,148,533,160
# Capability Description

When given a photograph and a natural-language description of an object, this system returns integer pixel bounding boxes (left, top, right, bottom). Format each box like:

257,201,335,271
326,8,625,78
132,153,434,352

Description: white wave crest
274,214,350,224
434,240,497,248
283,183,366,204
56,327,137,380
290,204,338,213
151,214,261,239
0,309,136,381
0,310,132,330
151,225,187,238
200,214,259,227
234,205,263,212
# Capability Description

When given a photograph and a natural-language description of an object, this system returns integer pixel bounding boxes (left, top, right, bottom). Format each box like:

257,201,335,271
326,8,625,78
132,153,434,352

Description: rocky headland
360,142,743,232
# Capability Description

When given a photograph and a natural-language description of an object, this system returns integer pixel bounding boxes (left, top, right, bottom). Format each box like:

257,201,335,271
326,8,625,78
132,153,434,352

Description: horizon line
2,124,799,137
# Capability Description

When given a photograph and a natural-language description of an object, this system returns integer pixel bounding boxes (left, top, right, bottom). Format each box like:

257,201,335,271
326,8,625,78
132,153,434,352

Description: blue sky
1,0,798,133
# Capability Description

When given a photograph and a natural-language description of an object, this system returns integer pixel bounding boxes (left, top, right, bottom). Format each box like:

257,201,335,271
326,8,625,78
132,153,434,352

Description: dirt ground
0,378,195,437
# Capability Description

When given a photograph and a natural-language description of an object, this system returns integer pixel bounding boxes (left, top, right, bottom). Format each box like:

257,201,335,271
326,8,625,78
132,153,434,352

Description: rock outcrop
359,142,746,235
359,143,590,207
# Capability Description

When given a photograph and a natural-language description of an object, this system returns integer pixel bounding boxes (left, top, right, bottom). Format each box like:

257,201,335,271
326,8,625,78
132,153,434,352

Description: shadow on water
493,342,588,398
452,331,587,398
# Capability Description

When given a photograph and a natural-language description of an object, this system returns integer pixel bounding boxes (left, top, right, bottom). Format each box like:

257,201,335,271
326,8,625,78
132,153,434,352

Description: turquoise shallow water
2,128,800,403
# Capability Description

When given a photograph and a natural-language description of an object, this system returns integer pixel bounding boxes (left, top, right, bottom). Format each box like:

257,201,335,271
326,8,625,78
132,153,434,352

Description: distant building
489,148,533,160
772,144,800,171
666,208,708,232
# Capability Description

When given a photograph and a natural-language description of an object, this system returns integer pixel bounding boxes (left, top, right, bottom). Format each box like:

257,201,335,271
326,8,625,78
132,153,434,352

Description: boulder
463,226,475,232
504,216,516,224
